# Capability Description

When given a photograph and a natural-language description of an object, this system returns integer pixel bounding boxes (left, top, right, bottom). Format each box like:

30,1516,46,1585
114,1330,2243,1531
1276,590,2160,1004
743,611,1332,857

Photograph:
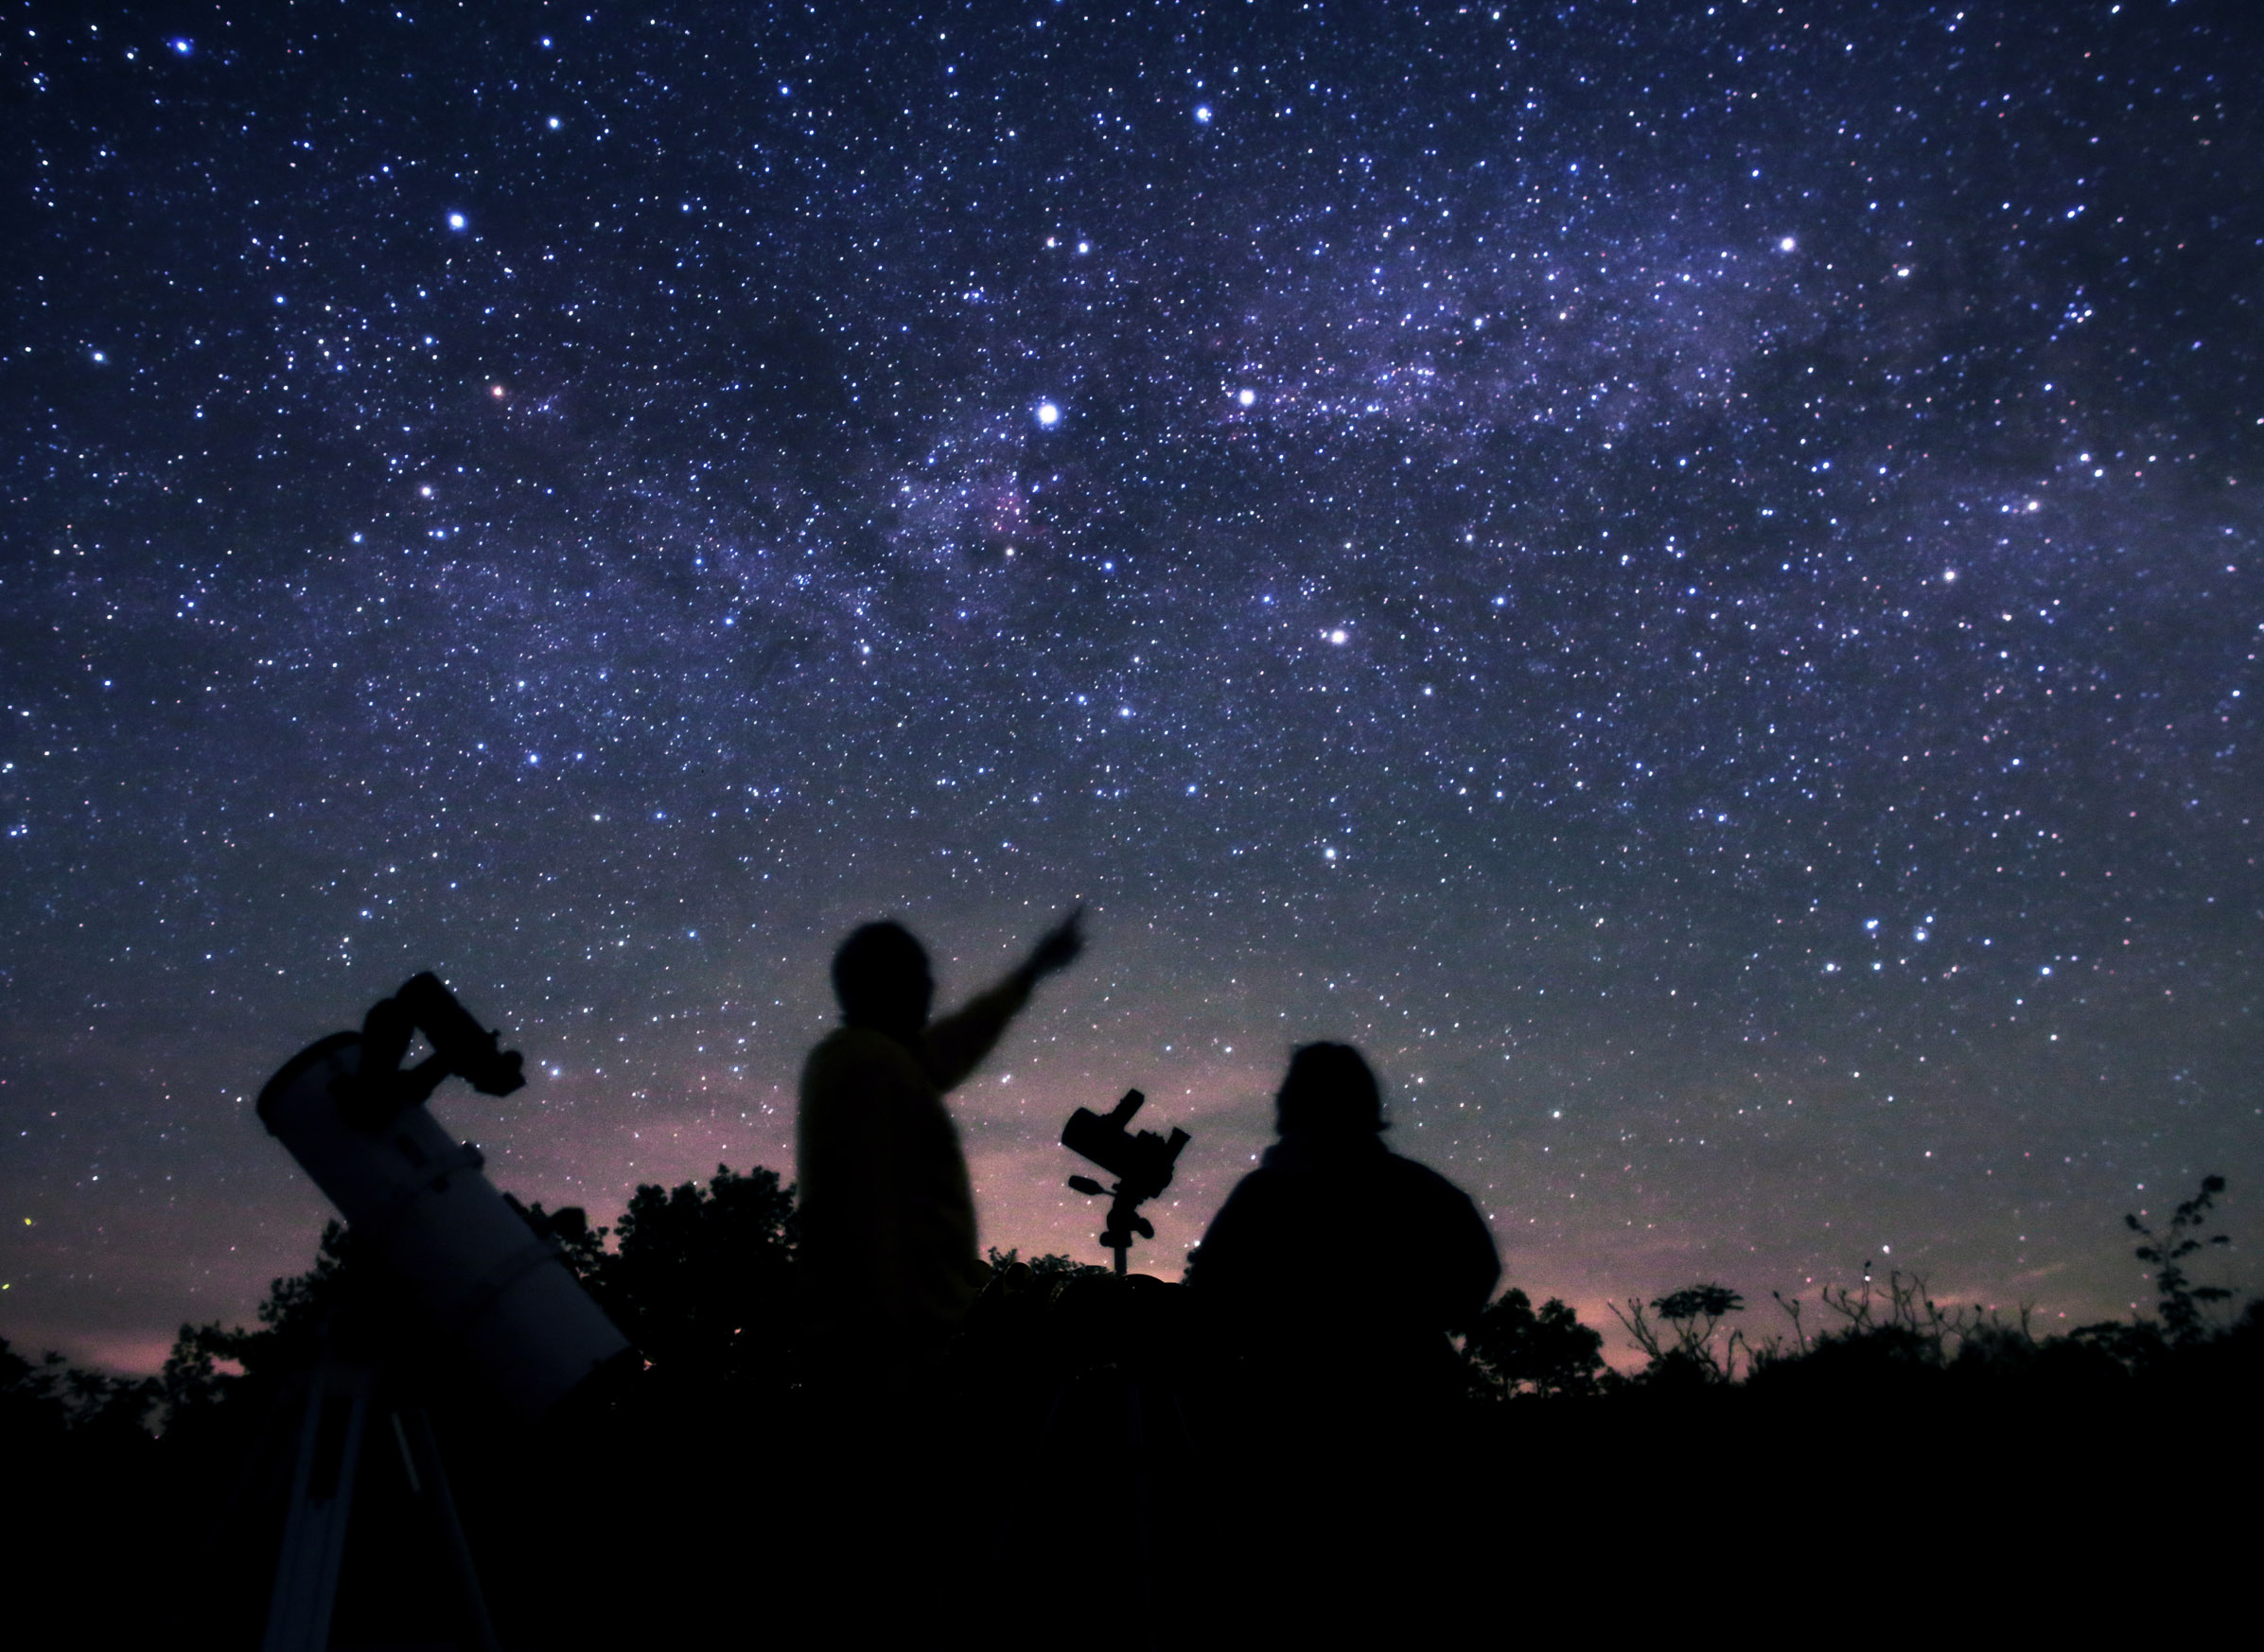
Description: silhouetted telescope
1062,1088,1189,1274
257,973,632,1421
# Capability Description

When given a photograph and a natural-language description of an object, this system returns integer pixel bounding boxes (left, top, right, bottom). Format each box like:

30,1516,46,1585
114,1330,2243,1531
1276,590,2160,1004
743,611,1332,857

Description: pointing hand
1024,906,1085,980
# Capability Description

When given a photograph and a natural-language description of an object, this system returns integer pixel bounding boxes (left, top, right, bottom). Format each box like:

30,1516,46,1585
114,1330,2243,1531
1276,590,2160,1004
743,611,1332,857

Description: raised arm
919,908,1084,1091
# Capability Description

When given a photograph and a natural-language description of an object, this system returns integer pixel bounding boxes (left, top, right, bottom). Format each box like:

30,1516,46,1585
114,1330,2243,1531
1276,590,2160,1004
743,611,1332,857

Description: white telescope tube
258,1031,632,1420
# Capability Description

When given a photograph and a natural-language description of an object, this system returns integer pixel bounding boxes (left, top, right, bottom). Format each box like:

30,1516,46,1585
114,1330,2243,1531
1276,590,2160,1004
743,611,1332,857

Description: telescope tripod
263,1343,500,1652
1014,1277,1206,1652
1093,1182,1156,1276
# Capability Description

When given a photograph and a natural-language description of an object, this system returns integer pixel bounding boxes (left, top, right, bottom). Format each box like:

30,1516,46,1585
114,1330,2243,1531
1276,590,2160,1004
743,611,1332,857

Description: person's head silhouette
1274,1041,1384,1135
833,921,934,1043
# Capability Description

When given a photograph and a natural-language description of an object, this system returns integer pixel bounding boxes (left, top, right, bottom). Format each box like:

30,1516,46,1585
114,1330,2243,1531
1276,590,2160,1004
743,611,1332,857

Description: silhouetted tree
1463,1288,1607,1397
158,1217,363,1438
155,1170,810,1424
2127,1174,2235,1344
1,1335,158,1441
575,1164,801,1391
0,1336,67,1444
511,1197,611,1282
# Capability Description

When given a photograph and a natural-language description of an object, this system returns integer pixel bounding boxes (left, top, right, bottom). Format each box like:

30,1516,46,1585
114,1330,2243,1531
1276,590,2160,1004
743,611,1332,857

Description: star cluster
3,1,2257,1370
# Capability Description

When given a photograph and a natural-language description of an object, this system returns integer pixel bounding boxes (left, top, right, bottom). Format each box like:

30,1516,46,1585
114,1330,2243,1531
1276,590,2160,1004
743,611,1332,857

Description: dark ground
8,1282,2257,1648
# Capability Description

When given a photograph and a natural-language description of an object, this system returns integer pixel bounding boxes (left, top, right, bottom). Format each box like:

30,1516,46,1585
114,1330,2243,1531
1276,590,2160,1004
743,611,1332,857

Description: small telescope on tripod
1061,1088,1189,1274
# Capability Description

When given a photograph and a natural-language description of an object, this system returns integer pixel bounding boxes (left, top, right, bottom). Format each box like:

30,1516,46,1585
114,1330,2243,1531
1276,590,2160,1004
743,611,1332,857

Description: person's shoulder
1379,1147,1480,1203
801,1024,855,1071
1221,1159,1290,1201
802,1027,920,1089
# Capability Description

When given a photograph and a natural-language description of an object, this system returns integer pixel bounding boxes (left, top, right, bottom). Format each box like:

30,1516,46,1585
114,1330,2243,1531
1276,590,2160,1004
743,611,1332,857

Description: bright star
1237,388,1256,407
1036,401,1061,427
1195,105,1212,125
448,212,467,231
1779,236,1798,252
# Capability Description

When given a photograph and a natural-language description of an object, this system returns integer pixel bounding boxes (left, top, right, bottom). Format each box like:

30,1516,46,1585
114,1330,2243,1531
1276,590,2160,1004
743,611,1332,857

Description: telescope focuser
334,972,525,1131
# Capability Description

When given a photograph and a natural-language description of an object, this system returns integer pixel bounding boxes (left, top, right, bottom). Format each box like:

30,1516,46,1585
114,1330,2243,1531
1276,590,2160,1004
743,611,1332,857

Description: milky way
4,2,2257,1371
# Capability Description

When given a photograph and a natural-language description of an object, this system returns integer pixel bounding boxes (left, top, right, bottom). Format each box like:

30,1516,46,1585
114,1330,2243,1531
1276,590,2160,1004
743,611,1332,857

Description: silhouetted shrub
2127,1173,2236,1344
1611,1282,1749,1381
1463,1288,1606,1397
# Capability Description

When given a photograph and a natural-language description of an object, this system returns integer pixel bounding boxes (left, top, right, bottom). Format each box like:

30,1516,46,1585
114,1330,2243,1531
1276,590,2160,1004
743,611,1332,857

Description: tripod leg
392,1406,503,1652
263,1362,374,1652
1127,1381,1157,1647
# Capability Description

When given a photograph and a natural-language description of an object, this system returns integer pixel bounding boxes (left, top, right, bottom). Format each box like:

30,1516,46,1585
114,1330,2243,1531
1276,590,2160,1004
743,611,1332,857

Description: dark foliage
171,1219,356,1391
1463,1287,1607,1397
986,1244,1113,1281
5,1169,2255,1643
2127,1172,2236,1344
1,1334,160,1442
1610,1280,1750,1381
531,1163,802,1394
16,1171,2251,1438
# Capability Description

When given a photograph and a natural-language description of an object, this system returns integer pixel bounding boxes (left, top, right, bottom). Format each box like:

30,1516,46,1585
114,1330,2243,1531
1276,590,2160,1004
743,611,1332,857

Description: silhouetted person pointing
1189,1042,1500,1404
797,909,1084,1371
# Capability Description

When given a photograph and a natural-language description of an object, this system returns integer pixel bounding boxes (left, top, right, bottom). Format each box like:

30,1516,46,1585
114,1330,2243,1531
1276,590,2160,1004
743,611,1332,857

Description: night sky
5,1,2258,1375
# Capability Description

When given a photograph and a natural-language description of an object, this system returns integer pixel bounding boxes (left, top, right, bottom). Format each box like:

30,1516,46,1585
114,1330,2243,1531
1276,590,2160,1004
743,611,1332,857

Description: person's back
1187,1044,1501,1624
1188,1044,1499,1399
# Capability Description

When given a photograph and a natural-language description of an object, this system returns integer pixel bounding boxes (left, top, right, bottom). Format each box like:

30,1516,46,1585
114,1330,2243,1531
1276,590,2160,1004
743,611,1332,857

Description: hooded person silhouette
1182,1044,1502,1636
1187,1042,1501,1408
796,908,1083,1372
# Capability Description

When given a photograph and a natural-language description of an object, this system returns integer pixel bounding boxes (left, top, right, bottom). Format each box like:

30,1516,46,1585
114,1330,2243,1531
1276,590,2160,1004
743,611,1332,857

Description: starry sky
4,0,2258,1374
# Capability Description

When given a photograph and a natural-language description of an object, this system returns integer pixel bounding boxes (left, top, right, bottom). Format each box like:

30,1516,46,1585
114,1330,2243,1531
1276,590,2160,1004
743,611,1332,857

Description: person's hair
831,921,930,1021
1274,1042,1384,1134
